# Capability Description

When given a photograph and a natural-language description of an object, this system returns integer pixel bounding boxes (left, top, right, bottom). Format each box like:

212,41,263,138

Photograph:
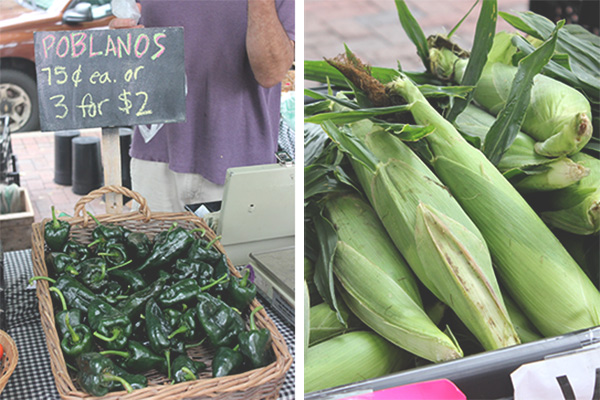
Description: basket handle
74,185,152,224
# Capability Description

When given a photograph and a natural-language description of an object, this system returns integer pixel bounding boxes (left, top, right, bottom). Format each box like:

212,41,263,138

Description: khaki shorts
130,158,224,212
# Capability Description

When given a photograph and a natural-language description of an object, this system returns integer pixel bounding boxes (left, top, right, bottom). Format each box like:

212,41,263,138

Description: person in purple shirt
111,0,295,211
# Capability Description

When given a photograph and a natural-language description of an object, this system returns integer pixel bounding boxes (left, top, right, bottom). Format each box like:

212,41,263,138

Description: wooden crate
0,187,34,251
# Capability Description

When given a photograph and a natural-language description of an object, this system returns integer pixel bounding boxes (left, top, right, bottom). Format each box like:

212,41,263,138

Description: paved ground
305,0,529,78
9,129,125,223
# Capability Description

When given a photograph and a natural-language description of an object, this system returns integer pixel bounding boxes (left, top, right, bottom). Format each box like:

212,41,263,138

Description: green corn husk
455,104,590,192
429,32,593,157
304,281,311,354
309,301,362,346
503,292,543,344
304,331,409,394
528,152,600,235
387,74,600,337
324,122,520,352
324,193,463,362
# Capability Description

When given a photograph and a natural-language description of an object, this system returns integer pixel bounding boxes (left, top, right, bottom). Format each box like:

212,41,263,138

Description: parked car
0,0,114,132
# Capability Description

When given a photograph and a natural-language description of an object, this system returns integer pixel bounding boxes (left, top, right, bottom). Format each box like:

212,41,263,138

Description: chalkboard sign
34,27,186,131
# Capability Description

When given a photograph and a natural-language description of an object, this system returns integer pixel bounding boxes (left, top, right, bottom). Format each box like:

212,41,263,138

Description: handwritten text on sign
34,27,186,131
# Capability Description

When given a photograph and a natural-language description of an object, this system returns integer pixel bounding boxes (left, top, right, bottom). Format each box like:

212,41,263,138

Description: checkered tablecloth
0,249,295,400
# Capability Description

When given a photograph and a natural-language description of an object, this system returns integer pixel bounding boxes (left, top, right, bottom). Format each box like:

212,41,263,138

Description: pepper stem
100,350,130,358
200,273,228,292
249,305,264,331
189,228,206,236
66,266,79,276
107,260,133,272
185,338,207,349
167,222,178,234
65,313,80,343
51,205,60,228
233,344,240,352
165,350,171,380
97,252,117,257
87,238,103,248
180,367,197,381
86,211,102,226
29,276,56,285
167,325,188,340
240,269,250,288
93,330,120,342
49,287,67,311
103,373,133,393
204,235,222,250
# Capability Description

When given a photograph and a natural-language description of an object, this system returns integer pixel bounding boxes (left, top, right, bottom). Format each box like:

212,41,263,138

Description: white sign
512,346,600,400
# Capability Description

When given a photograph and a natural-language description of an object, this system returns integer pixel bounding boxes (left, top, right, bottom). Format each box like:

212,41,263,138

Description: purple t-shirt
130,0,295,185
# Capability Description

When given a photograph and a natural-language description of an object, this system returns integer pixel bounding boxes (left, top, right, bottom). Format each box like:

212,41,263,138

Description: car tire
0,68,40,132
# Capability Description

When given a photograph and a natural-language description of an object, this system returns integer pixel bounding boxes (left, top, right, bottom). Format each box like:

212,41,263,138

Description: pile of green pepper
36,211,273,397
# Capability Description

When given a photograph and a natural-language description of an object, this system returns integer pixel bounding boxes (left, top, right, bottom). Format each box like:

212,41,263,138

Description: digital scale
188,155,295,325
250,247,295,326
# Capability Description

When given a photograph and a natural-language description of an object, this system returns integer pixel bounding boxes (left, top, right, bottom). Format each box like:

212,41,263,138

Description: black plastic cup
71,136,103,195
53,130,80,186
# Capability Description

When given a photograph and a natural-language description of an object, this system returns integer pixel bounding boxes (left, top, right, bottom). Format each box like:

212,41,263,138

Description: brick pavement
9,129,129,223
305,0,529,79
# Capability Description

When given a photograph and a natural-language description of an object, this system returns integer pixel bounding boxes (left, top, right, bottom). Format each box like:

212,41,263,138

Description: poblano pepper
99,281,128,305
158,279,200,308
171,258,213,283
163,308,182,328
60,313,93,358
196,292,244,348
145,298,175,379
238,306,273,369
125,231,151,262
50,286,85,337
79,258,132,292
168,308,199,342
226,269,257,310
88,298,132,350
97,243,128,267
76,352,144,396
171,354,206,383
212,346,244,378
109,269,147,293
135,224,200,274
117,276,167,320
87,212,126,244
62,240,90,261
30,275,96,313
211,254,231,294
45,252,80,277
44,206,71,252
187,236,222,264
101,340,166,373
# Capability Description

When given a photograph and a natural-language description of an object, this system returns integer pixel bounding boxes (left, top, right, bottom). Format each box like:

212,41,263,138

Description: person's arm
109,2,144,29
246,0,295,88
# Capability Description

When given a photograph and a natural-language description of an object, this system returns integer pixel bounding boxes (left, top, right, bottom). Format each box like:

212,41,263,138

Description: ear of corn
324,121,520,352
324,193,462,362
455,104,589,192
414,203,520,349
309,301,363,346
324,193,422,306
335,240,464,362
304,331,409,394
530,152,600,235
503,292,543,344
387,74,600,336
429,34,593,157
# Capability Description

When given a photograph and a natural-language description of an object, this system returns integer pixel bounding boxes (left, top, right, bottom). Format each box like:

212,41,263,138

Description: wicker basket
0,330,18,394
31,186,293,400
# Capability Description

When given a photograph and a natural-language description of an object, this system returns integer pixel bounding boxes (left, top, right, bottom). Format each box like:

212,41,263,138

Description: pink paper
341,379,466,400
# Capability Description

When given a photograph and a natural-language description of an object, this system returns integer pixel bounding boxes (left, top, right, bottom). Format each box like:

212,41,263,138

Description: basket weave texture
0,330,18,394
31,186,293,400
